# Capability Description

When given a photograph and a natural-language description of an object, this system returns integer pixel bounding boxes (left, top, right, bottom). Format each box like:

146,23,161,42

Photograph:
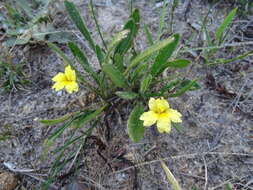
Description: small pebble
0,172,18,190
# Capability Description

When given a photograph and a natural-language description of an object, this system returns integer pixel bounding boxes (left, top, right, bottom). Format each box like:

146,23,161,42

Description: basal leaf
153,59,190,77
64,0,96,51
125,35,177,74
40,113,73,126
114,9,140,55
144,24,154,45
115,91,138,100
114,53,125,72
102,64,128,88
95,45,104,66
73,105,107,128
166,59,191,68
47,42,73,66
127,104,145,142
151,33,180,76
130,63,148,83
140,74,153,94
68,42,100,84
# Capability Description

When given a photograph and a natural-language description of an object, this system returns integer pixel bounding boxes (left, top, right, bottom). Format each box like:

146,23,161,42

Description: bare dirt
0,0,252,189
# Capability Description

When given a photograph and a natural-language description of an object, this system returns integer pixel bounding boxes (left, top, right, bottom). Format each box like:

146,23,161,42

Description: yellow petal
65,65,76,81
52,81,65,91
149,97,170,113
52,72,66,82
157,114,171,133
140,111,158,127
156,97,170,113
65,81,79,94
148,98,156,111
167,109,182,123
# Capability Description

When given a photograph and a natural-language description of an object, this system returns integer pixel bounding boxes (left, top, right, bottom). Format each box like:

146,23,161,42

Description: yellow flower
52,65,78,94
140,97,182,133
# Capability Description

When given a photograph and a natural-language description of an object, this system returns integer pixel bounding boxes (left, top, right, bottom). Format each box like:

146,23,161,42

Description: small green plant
0,124,13,142
0,0,71,46
0,47,29,92
40,0,199,188
199,7,253,65
207,0,253,16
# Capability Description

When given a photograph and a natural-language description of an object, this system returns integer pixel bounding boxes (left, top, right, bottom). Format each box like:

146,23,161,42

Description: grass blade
209,50,253,65
89,0,107,49
215,8,237,44
169,80,198,97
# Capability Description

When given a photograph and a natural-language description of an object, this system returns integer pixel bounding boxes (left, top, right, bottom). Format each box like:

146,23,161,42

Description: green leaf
102,64,128,88
40,113,74,126
115,9,140,55
68,42,100,84
104,30,129,64
140,74,153,94
4,36,31,47
47,42,73,66
153,59,190,77
225,183,233,190
89,0,107,49
95,45,104,66
166,59,191,68
159,80,180,95
215,8,237,44
157,1,168,40
130,64,148,83
64,0,96,51
114,53,125,72
172,123,183,133
45,120,73,148
125,35,177,74
16,0,33,18
47,31,72,44
127,104,145,142
169,80,198,97
151,33,180,76
144,24,154,45
73,105,107,128
115,91,138,100
180,80,201,91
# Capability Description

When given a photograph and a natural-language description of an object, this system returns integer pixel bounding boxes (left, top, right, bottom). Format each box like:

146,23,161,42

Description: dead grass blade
160,160,182,190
